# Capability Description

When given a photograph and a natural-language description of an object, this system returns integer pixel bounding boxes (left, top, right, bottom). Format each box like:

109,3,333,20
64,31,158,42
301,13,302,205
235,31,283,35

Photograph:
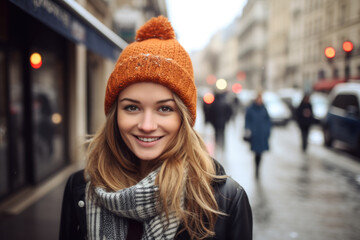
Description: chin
135,152,161,161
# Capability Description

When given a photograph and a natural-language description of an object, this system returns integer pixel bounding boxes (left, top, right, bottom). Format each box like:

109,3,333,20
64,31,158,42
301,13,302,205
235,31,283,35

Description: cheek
117,114,134,149
168,115,181,134
117,112,130,135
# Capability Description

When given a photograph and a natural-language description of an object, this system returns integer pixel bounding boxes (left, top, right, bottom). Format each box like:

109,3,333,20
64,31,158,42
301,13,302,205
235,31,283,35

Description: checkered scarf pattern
85,168,181,239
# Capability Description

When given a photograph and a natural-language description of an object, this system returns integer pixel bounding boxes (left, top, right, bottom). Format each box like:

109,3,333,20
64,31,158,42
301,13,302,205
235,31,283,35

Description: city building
0,0,167,213
195,0,360,94
232,0,268,91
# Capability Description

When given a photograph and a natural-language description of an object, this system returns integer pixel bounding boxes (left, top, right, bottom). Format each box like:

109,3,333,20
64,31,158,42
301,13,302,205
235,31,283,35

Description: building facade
302,0,360,91
0,0,167,210
236,0,268,90
195,0,360,93
266,0,291,90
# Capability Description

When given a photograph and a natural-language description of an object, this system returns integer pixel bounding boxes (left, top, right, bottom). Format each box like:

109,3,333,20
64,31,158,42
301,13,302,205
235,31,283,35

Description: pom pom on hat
136,16,175,41
105,16,197,125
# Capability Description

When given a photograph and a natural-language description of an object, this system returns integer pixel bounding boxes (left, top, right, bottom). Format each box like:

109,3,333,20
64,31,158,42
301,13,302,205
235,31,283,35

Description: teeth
138,137,160,142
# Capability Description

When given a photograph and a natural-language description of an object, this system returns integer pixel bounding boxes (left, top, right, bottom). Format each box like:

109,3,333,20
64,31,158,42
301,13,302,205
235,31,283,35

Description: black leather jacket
59,162,253,239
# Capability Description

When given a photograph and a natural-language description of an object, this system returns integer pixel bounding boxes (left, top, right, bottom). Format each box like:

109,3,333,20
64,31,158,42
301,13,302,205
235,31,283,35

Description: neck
139,161,152,179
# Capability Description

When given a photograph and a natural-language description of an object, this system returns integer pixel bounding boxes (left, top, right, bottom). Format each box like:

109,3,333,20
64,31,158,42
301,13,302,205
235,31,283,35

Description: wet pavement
1,107,360,240
0,180,66,239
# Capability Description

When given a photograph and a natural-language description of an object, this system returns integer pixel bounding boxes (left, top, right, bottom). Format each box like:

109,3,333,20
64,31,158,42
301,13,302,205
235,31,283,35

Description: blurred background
0,0,360,239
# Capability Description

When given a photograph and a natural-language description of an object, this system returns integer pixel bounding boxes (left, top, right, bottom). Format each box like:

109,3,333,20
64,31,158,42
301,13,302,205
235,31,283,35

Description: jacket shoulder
59,169,87,240
214,177,253,239
215,177,247,207
66,169,86,188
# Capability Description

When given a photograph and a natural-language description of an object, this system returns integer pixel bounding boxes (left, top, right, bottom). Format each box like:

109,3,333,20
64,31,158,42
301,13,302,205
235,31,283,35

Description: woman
60,16,252,240
245,92,271,179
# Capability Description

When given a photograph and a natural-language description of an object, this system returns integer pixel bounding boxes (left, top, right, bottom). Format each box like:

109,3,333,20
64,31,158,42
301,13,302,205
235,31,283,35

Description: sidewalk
0,177,66,239
0,162,82,239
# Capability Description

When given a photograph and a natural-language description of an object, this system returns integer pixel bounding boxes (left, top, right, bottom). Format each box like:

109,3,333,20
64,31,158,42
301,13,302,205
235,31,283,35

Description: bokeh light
232,83,242,93
324,47,335,59
216,78,227,90
206,74,217,85
52,113,62,124
30,52,42,69
203,93,215,104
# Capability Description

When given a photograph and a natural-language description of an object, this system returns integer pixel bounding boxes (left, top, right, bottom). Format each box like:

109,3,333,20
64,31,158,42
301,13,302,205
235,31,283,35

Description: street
2,1,360,239
1,106,360,240
196,108,360,240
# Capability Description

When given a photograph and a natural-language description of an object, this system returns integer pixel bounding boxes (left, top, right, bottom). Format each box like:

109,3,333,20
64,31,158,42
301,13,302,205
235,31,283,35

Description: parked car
322,82,360,154
236,89,257,110
310,92,329,124
263,91,292,125
277,88,303,111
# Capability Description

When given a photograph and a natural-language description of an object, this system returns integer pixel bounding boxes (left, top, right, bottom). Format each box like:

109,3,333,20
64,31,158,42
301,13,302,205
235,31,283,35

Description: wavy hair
85,94,226,239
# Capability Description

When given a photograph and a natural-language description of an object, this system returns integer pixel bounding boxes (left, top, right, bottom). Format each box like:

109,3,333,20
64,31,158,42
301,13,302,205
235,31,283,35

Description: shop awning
9,0,128,61
313,78,346,92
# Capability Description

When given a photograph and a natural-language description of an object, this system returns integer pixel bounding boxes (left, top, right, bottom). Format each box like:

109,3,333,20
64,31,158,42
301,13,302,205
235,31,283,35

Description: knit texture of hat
105,16,197,124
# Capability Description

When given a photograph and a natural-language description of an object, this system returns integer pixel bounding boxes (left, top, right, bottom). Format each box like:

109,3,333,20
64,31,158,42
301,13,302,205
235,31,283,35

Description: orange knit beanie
104,16,197,124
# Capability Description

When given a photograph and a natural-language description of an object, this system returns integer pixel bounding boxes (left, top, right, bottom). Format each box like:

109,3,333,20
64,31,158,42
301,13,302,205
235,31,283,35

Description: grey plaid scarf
85,169,181,240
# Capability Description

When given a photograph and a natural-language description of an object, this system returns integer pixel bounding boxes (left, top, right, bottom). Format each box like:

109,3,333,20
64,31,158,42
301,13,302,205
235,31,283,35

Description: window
332,94,359,110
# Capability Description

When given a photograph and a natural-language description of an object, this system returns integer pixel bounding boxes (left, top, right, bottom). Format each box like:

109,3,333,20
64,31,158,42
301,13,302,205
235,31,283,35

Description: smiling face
117,82,181,162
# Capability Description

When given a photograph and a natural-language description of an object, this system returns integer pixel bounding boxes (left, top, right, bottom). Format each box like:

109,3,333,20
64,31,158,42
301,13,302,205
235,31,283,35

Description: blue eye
124,105,139,112
159,106,173,112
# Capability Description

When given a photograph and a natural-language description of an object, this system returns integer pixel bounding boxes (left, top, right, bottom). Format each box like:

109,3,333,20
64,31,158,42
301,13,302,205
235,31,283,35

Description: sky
165,0,247,53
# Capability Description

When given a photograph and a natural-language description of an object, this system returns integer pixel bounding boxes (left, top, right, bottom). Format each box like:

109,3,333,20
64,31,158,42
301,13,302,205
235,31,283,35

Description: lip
133,135,163,147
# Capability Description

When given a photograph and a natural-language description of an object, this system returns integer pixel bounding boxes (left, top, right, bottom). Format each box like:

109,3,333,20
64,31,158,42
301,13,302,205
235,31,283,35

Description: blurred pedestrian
245,91,271,179
231,95,240,120
202,97,212,125
295,93,314,152
206,92,233,149
59,16,252,240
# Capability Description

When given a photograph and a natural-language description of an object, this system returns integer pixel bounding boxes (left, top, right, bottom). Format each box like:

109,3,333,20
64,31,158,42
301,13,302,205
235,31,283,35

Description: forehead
118,82,174,99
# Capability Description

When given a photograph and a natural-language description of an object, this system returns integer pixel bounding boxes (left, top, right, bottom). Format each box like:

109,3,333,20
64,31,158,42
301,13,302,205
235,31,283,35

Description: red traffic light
342,41,353,53
324,47,336,59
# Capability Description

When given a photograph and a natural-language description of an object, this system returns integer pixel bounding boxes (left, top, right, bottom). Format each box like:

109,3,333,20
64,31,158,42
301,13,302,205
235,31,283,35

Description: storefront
0,0,126,200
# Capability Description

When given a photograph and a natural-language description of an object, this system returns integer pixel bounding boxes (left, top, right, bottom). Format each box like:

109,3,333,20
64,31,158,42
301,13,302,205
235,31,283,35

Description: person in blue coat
245,92,272,179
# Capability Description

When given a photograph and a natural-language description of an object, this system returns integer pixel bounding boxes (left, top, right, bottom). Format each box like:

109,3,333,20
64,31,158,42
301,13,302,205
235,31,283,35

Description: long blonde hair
85,94,226,239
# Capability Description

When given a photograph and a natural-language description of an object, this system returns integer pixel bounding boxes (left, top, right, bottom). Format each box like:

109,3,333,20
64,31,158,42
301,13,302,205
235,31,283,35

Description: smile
136,136,161,142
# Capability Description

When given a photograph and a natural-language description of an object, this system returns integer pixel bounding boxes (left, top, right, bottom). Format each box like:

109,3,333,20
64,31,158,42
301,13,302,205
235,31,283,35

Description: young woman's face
117,82,181,161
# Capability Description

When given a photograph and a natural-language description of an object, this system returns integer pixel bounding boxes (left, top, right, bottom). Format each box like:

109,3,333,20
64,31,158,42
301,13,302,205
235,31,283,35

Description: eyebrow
119,98,175,104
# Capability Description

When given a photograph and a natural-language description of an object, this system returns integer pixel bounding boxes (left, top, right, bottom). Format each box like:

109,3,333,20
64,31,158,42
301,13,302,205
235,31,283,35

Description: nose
138,110,157,132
